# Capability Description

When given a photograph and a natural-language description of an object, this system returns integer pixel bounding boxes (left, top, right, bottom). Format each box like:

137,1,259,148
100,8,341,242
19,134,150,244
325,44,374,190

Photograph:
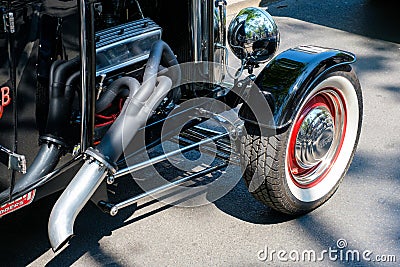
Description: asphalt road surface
1,0,399,266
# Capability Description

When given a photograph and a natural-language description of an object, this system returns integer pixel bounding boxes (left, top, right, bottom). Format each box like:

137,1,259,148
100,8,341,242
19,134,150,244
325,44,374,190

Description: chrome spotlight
228,7,280,64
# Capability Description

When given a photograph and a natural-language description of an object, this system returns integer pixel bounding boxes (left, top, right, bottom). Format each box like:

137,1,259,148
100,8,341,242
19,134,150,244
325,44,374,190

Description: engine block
95,18,161,76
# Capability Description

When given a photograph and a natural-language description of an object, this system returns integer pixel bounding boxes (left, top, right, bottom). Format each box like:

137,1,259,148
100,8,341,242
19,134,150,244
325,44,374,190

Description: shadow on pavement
262,0,400,44
0,194,57,266
214,179,295,224
0,191,133,266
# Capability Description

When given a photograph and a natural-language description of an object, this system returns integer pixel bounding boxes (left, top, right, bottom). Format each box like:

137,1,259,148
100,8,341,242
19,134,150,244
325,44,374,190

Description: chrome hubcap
287,88,347,188
294,106,334,169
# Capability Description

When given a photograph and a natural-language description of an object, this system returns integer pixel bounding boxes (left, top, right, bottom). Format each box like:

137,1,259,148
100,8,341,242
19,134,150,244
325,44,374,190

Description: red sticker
0,86,11,119
0,190,36,217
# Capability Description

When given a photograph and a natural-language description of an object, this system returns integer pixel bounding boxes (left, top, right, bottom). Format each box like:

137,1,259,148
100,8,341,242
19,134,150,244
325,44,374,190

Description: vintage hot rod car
0,0,362,251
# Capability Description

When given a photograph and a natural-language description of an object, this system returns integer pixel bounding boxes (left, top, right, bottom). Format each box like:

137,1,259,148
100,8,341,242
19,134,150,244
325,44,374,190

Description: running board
99,126,239,216
175,125,239,163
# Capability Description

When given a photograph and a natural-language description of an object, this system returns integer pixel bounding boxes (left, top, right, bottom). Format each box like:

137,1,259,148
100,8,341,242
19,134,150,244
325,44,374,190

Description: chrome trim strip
191,0,202,62
111,162,228,214
96,30,161,53
79,0,89,151
113,132,229,178
96,54,149,76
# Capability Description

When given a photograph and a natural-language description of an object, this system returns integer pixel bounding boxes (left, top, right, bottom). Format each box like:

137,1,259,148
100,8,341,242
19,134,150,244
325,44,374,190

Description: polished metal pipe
48,160,107,251
79,0,96,151
79,0,88,151
114,133,229,179
191,0,202,62
112,162,228,214
0,143,63,204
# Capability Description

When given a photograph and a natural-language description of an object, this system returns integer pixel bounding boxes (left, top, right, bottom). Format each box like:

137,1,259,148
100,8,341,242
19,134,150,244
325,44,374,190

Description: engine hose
95,41,180,161
49,60,66,91
95,77,139,113
95,41,181,114
65,71,80,98
95,78,140,162
0,142,63,204
96,76,172,163
36,60,66,135
44,58,80,141
134,40,181,104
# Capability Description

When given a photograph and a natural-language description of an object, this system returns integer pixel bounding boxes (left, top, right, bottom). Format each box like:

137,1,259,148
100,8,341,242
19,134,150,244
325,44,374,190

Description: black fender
239,45,356,134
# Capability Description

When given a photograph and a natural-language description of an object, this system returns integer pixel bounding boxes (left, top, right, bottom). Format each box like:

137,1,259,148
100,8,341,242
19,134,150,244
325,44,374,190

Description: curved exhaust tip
48,209,74,252
48,160,109,251
52,234,74,253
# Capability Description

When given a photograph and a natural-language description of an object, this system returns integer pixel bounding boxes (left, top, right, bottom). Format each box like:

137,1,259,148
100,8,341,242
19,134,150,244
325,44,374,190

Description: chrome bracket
195,107,244,141
215,0,227,7
84,148,117,176
2,12,15,33
2,13,6,33
0,145,27,174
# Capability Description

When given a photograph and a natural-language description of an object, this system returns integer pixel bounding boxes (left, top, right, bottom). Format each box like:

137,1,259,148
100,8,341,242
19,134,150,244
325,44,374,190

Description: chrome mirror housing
228,7,280,64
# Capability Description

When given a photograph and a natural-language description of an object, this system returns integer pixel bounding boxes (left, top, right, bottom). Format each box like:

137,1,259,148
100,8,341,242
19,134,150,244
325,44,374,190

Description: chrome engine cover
95,18,161,76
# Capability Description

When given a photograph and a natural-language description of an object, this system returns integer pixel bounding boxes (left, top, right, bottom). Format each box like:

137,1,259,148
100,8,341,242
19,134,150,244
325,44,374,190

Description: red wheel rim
287,87,347,189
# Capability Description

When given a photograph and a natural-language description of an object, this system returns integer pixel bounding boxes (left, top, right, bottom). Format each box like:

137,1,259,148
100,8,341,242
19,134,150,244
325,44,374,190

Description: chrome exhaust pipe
48,39,179,251
48,75,173,251
48,159,109,251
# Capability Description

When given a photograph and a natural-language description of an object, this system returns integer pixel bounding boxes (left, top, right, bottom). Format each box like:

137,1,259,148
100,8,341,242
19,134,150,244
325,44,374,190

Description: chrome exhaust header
48,37,179,251
48,76,173,251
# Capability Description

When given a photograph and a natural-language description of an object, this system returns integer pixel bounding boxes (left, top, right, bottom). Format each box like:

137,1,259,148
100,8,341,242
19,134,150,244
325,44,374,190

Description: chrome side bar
113,132,229,179
100,162,228,216
181,128,234,153
101,125,238,216
173,136,232,163
193,125,228,136
174,129,240,165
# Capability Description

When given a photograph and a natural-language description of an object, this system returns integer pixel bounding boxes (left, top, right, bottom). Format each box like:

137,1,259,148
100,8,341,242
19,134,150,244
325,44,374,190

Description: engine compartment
36,0,186,146
0,0,224,201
